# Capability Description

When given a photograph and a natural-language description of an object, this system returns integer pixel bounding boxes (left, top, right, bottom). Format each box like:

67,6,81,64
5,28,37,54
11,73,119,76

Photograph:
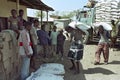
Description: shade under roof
8,0,54,11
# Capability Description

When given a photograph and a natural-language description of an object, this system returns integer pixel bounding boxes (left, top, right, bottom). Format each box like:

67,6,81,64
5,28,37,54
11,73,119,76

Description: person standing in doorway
18,22,33,80
8,9,20,39
18,9,26,30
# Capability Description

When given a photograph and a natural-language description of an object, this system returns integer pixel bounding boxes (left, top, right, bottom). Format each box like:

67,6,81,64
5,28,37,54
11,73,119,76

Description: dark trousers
56,44,64,56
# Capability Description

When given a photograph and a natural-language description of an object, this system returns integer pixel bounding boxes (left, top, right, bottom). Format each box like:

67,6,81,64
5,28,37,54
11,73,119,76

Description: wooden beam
22,0,35,8
8,0,54,11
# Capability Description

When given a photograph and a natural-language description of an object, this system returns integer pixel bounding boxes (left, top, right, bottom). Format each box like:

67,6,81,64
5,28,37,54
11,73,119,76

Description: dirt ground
30,41,120,80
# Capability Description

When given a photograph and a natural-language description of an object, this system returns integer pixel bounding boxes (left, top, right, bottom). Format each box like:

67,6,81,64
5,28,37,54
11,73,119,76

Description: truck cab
77,7,96,43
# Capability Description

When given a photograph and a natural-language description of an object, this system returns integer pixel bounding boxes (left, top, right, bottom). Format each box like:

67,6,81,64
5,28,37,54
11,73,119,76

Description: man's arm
116,17,120,25
21,31,30,56
82,29,89,44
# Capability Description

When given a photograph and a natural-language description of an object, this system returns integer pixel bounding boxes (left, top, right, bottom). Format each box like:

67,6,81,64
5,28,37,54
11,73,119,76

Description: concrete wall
0,0,27,20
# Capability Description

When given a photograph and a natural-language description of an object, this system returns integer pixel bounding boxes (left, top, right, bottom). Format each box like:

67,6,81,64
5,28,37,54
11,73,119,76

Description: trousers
21,56,30,80
95,43,109,63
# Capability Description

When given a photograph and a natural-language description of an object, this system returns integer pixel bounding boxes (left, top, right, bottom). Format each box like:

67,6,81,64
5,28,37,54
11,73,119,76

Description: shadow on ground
86,41,98,45
64,62,86,80
109,61,120,64
83,67,115,75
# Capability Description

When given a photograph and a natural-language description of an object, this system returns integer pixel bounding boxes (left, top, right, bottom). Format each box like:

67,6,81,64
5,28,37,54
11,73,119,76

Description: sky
42,0,88,11
27,0,88,17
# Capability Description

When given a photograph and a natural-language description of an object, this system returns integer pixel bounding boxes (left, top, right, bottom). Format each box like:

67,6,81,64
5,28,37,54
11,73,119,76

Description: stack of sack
0,30,21,80
110,0,119,21
27,63,65,80
95,0,120,24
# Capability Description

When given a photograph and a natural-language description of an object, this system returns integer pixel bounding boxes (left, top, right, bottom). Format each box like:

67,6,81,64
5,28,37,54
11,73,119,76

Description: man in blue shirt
37,24,49,58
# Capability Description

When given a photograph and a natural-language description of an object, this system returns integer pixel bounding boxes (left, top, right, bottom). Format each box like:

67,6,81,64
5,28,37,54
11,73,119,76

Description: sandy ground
30,40,120,80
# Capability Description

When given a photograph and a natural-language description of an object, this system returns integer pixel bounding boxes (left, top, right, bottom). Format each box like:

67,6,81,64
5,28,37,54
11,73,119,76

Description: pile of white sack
95,0,120,24
26,63,65,80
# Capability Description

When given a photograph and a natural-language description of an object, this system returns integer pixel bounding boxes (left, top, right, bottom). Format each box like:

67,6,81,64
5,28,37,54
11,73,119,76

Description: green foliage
47,9,83,20
61,11,75,19
50,11,76,19
35,11,45,19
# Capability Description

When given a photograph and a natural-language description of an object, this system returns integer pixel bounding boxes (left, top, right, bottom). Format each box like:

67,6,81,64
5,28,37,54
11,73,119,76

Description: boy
56,30,66,60
8,9,20,39
50,26,59,56
65,26,89,74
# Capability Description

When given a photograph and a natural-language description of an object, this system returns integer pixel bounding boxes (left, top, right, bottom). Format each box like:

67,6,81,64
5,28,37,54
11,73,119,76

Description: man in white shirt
19,21,33,80
30,20,39,68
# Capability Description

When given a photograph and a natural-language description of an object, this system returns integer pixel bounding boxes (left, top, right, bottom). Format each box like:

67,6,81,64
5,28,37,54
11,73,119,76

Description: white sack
35,63,65,75
111,2,118,6
93,22,112,31
27,73,64,80
111,5,118,8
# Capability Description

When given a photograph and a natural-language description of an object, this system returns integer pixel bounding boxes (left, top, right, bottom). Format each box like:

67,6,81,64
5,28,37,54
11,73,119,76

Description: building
0,0,54,80
54,19,71,31
0,0,54,31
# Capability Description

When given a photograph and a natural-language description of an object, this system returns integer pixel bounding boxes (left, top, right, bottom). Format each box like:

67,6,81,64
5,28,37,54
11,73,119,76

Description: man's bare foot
94,62,100,65
74,70,80,75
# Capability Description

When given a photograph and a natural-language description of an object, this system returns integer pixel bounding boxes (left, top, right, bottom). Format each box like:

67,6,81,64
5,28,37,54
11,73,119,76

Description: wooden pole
46,11,48,23
41,10,43,25
47,11,48,22
16,0,19,15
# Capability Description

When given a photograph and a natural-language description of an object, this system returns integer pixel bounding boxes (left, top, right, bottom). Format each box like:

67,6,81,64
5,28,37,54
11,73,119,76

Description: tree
35,11,45,19
74,10,81,21
50,10,82,19
50,11,76,19
61,11,75,19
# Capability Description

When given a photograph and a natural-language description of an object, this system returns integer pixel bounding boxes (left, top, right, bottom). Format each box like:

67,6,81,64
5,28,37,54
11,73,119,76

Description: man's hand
14,30,20,34
27,54,32,58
